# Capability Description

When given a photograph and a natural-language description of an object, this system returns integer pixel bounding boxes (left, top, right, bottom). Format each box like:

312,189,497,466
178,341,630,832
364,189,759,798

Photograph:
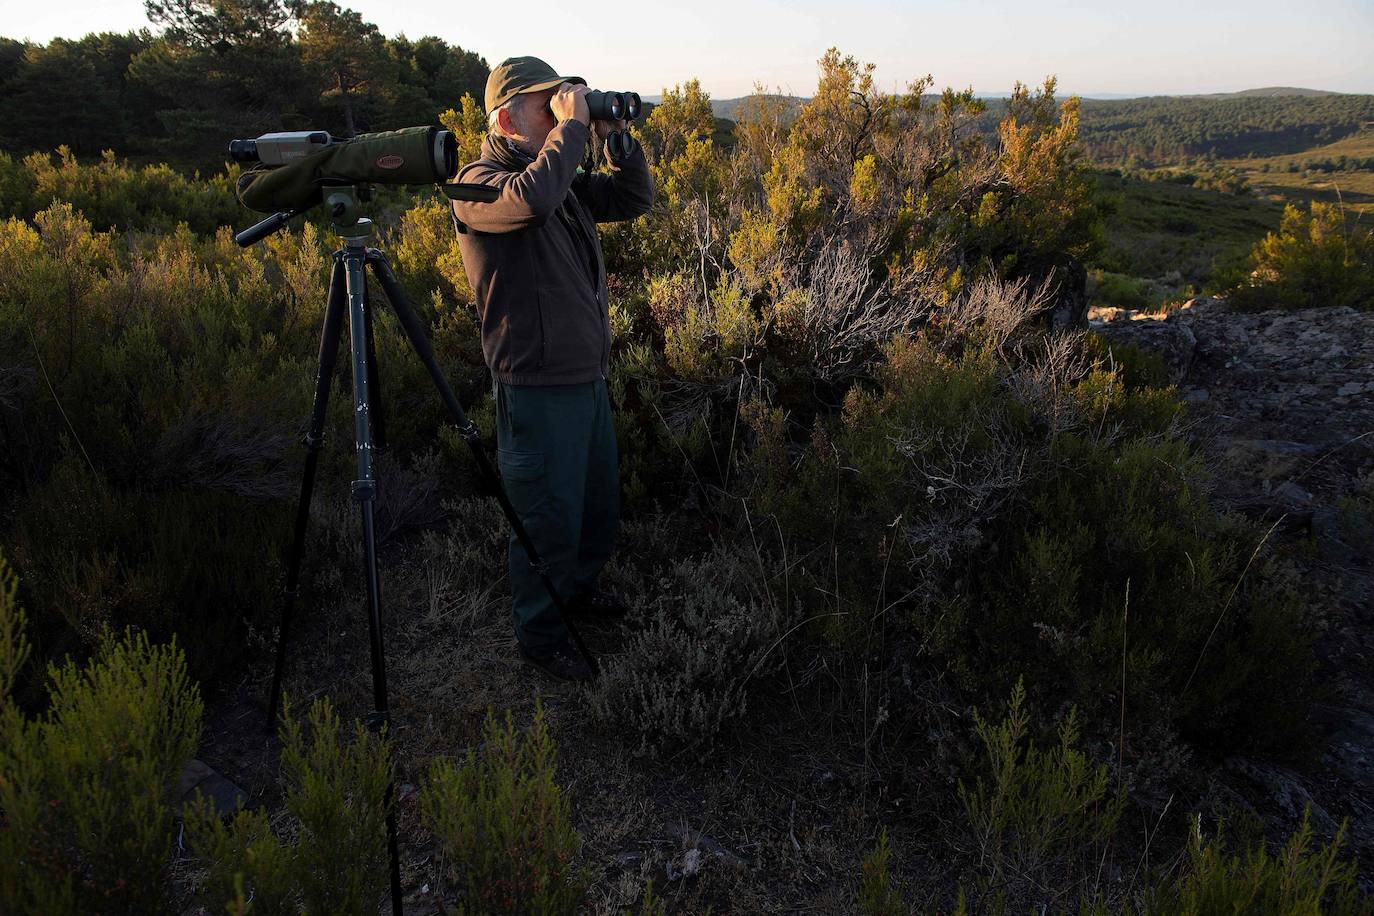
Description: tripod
238,184,598,916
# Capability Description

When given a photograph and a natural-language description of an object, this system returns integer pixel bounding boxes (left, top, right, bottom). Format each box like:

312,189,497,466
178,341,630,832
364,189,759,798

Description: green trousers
494,378,619,654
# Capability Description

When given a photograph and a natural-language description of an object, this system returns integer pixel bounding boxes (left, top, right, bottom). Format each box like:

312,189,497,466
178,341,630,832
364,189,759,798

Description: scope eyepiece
228,139,259,163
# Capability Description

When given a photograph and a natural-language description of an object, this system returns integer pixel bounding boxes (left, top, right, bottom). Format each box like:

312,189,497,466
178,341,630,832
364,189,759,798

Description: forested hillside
0,8,487,169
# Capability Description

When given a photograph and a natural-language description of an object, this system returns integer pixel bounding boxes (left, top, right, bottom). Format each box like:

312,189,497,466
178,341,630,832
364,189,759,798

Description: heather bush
419,705,588,915
587,549,786,756
0,551,203,915
186,696,393,915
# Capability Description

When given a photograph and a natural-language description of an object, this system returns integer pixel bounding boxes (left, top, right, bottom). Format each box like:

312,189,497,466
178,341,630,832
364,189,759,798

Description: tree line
1059,94,1374,165
0,0,488,171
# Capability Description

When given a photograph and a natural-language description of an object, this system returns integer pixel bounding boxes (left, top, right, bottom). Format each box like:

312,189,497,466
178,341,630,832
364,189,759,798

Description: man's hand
549,83,590,127
594,117,628,141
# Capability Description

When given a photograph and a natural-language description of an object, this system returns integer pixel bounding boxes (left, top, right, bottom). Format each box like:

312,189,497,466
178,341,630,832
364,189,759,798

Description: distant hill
649,89,1374,166
646,88,1349,120
1190,87,1344,99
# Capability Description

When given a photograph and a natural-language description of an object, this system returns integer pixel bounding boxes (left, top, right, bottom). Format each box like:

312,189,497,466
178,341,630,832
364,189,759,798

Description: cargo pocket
496,448,548,518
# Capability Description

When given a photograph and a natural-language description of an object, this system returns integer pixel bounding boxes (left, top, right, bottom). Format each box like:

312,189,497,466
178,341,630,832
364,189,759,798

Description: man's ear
496,106,517,136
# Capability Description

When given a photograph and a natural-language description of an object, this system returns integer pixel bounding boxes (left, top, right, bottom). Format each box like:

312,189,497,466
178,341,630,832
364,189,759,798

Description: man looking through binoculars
450,57,655,682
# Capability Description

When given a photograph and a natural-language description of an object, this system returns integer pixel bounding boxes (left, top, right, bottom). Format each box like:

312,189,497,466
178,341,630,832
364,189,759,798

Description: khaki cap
485,56,585,113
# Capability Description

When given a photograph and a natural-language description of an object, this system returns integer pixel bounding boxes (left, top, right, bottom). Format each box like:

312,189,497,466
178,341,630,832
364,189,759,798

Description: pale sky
5,0,1373,99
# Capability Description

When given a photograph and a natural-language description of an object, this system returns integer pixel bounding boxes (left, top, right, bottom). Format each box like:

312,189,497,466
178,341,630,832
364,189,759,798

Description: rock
1312,505,1373,568
666,848,703,881
1092,316,1197,384
1182,387,1210,404
1272,481,1314,505
1088,305,1133,323
174,759,248,818
1318,706,1374,787
1337,381,1370,397
1226,759,1340,836
661,822,749,873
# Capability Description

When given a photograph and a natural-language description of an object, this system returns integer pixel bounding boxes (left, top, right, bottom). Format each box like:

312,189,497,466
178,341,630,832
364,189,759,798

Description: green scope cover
236,126,455,213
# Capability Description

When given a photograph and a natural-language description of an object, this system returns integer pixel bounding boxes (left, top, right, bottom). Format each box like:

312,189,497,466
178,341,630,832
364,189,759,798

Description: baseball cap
484,57,586,113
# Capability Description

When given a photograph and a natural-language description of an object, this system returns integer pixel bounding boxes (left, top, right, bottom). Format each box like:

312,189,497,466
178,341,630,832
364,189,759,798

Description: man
450,57,655,682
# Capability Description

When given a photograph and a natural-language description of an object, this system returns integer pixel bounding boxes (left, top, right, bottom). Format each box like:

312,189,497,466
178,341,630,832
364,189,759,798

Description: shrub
587,550,784,756
7,147,242,233
419,704,587,915
186,696,393,915
957,681,1125,912
1234,201,1374,311
0,550,203,915
858,830,905,916
1145,813,1371,915
736,302,1315,759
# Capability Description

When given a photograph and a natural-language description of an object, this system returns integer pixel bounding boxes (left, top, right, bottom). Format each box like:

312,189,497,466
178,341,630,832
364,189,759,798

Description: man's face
507,88,558,155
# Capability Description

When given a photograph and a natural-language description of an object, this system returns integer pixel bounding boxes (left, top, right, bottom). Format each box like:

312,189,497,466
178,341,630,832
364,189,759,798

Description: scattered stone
1182,387,1210,404
174,759,248,818
666,847,703,881
1088,305,1132,323
661,822,750,873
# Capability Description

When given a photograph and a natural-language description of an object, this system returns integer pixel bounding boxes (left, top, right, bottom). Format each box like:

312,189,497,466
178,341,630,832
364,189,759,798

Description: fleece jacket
450,119,655,385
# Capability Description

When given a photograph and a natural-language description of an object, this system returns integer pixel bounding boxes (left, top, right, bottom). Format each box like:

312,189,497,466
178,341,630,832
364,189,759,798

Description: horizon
4,0,1373,98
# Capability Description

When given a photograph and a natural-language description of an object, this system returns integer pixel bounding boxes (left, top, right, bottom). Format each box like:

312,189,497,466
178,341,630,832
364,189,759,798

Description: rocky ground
1093,298,1374,873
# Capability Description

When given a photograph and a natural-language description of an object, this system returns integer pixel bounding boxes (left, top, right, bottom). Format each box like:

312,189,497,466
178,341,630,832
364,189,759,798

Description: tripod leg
365,251,599,676
363,280,387,452
342,241,404,916
269,255,348,729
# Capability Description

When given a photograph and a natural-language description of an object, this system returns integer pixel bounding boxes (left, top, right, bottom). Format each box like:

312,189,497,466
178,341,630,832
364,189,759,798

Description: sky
5,0,1373,99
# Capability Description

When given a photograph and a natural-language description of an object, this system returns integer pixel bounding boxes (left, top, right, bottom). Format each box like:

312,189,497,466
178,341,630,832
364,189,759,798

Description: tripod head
233,180,501,248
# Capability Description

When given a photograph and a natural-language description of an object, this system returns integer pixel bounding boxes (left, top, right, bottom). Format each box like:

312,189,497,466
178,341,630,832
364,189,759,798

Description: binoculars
544,89,642,123
587,89,642,122
606,130,639,162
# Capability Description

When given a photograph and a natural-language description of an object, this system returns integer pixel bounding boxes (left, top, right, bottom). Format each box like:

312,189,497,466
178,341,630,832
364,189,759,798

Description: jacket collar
481,132,536,172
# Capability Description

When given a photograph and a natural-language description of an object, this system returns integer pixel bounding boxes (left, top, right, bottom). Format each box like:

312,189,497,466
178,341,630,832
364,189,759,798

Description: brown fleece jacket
450,119,655,385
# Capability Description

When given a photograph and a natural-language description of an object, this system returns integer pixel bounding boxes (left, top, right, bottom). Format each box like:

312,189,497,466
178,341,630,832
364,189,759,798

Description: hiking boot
519,640,592,683
566,588,629,619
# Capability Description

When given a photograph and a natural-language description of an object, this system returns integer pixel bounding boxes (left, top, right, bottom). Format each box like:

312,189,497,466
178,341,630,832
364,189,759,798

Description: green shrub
736,315,1314,759
186,696,393,915
859,830,905,916
1090,269,1161,310
1145,813,1371,915
0,550,203,915
11,147,243,234
957,681,1125,912
419,704,588,915
1233,202,1374,311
